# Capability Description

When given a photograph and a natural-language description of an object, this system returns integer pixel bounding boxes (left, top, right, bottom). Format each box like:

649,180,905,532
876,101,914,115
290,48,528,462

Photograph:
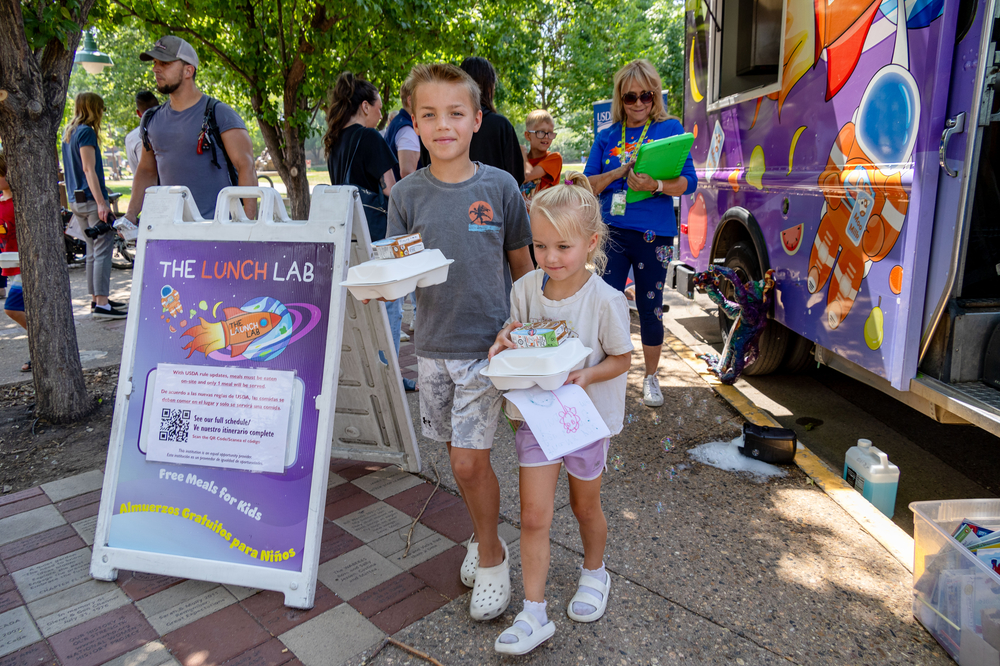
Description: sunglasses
621,90,655,105
529,130,558,139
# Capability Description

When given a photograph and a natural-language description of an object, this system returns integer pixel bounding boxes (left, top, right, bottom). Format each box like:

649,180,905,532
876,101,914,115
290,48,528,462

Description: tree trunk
256,114,311,220
0,0,96,422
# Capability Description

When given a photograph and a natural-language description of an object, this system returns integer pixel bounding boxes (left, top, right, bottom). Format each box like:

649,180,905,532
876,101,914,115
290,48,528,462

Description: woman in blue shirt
584,59,696,407
62,92,126,319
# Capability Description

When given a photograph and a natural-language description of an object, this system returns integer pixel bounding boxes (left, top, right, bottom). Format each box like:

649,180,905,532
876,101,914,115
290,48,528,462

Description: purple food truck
668,0,1000,435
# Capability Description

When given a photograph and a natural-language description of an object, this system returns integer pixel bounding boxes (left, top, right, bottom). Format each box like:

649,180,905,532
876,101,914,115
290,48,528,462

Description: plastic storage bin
910,499,1000,664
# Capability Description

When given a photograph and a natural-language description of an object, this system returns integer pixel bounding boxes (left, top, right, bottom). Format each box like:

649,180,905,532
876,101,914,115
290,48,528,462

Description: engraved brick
219,639,293,666
334,503,412,543
0,639,56,666
72,516,98,547
255,584,341,636
383,484,460,519
161,604,269,666
55,491,102,514
348,573,424,618
0,591,22,615
350,468,422,501
323,492,376,522
418,502,474,543
11,548,91,603
0,488,43,508
409,545,469,599
5,536,86,573
0,526,76,560
316,546,402,600
102,640,177,666
278,606,383,666
61,503,100,525
118,571,184,602
36,588,130,637
47,605,156,666
0,607,41,659
141,585,237,635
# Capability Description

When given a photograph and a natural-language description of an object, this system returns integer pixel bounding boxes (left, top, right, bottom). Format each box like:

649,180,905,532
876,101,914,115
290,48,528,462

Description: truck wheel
718,242,788,375
781,332,815,373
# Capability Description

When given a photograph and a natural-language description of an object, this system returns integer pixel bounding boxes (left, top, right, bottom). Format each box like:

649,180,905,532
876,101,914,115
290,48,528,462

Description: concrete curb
663,332,915,573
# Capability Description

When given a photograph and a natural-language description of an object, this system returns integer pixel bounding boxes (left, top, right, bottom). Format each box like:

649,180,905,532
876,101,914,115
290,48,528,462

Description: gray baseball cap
139,36,199,67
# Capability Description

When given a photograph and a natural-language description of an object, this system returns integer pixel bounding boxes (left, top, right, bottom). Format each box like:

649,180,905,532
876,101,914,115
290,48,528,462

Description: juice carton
373,233,424,259
511,321,569,348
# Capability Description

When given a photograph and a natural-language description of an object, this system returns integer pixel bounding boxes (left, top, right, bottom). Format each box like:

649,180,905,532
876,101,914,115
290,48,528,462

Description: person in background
125,90,160,175
0,152,29,372
520,108,562,208
383,80,423,342
126,36,257,222
62,92,127,320
381,109,398,137
584,59,696,407
324,72,415,392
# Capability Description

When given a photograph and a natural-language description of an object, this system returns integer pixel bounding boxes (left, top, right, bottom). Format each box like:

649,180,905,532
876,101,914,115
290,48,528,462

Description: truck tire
780,332,815,373
718,241,788,375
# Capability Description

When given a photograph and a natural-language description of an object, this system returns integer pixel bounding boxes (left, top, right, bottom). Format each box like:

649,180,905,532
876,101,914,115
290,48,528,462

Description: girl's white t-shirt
506,269,634,434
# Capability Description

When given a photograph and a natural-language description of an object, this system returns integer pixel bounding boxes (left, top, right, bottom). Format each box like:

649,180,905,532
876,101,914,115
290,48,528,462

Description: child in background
386,63,534,621
0,152,30,373
520,109,562,208
489,173,632,654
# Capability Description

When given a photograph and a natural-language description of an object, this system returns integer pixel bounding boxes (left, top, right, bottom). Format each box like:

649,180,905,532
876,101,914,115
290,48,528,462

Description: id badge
611,191,627,216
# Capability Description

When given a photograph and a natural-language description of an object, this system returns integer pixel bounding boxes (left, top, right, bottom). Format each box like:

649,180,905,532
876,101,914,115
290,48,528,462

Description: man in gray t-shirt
125,36,256,221
387,164,532,359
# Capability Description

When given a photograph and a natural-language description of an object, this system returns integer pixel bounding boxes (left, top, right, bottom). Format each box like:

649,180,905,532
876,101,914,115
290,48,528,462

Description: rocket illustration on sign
183,306,284,358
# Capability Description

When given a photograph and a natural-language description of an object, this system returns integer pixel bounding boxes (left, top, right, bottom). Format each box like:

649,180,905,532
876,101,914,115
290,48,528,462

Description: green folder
625,132,695,203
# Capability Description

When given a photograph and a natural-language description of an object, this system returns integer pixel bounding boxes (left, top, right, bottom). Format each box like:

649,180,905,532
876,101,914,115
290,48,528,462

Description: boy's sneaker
92,305,128,320
642,375,663,407
91,299,127,310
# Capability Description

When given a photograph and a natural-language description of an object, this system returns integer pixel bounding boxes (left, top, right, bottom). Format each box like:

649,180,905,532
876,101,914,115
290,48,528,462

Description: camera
84,220,114,239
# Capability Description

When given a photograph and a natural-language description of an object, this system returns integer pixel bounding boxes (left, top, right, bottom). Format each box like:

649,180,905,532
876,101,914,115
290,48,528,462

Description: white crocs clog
460,534,478,587
566,571,610,623
470,539,510,621
494,610,556,655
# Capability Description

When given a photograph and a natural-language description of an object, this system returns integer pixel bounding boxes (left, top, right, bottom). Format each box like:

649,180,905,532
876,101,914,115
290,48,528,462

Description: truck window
713,0,782,103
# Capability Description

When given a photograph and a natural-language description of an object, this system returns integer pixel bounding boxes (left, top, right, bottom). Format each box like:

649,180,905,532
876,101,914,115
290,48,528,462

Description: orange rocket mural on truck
182,307,284,358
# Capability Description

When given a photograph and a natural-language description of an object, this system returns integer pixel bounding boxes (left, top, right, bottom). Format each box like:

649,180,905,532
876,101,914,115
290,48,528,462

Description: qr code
159,409,191,443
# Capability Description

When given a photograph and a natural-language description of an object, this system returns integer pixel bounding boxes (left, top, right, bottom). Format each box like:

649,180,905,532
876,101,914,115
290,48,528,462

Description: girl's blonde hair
63,92,105,144
530,172,609,275
611,59,673,125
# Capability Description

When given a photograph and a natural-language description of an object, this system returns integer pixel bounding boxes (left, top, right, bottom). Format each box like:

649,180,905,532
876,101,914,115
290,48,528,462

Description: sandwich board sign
91,185,419,608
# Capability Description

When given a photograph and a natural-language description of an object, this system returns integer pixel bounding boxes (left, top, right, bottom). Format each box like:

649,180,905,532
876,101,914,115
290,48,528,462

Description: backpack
140,96,239,186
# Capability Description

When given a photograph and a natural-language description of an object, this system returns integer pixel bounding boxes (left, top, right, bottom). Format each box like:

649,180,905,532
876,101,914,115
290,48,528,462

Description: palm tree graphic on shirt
468,201,499,231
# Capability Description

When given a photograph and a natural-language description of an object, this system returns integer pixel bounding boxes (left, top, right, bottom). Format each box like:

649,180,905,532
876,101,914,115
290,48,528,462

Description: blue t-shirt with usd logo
143,94,247,219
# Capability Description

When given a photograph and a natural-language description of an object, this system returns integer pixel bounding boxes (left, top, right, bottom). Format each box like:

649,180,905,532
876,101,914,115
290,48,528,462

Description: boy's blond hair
530,172,608,275
406,64,480,114
610,59,673,125
525,109,554,130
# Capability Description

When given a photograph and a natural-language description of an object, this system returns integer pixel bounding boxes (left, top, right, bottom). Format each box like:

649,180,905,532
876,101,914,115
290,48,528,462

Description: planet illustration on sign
865,296,884,350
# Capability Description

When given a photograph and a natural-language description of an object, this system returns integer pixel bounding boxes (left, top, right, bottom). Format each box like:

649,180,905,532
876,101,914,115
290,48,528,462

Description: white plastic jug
843,439,899,518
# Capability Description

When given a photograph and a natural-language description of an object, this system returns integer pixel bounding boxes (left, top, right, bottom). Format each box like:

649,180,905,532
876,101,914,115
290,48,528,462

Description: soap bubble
657,471,663,481
654,307,663,320
647,291,656,299
643,230,656,242
662,260,670,269
611,455,625,471
653,414,661,425
640,462,647,471
662,436,673,451
625,413,638,425
657,501,663,513
684,394,693,407
656,281,664,290
638,262,644,269
715,415,723,424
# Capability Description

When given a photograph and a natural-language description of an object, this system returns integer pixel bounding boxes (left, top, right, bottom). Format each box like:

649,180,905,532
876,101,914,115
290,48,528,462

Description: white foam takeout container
482,339,592,391
341,249,455,301
0,252,18,270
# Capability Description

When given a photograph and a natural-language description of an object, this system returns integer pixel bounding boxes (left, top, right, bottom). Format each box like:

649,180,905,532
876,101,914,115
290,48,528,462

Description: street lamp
74,31,113,75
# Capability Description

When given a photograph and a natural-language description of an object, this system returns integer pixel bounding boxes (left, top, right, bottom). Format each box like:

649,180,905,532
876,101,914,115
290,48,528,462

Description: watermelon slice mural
781,224,803,256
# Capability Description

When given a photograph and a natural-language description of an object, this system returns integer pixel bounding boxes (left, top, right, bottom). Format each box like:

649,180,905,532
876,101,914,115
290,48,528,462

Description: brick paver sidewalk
0,462,507,666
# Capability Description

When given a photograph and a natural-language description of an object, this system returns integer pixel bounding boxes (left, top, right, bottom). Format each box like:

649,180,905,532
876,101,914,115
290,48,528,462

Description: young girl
488,172,633,654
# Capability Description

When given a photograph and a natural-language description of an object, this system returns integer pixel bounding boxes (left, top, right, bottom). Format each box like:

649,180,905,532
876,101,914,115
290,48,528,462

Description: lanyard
620,119,651,166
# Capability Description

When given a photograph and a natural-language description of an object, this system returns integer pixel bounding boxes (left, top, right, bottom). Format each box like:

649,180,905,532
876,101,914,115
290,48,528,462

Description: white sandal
470,539,510,621
566,571,610,623
494,610,555,655
460,534,478,587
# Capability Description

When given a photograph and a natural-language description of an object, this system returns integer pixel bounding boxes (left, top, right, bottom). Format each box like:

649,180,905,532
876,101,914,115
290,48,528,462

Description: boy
387,63,534,621
520,109,563,207
0,153,29,372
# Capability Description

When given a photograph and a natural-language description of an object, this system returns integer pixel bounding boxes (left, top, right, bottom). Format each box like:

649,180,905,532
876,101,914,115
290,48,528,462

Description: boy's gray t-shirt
387,164,532,359
145,94,246,219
